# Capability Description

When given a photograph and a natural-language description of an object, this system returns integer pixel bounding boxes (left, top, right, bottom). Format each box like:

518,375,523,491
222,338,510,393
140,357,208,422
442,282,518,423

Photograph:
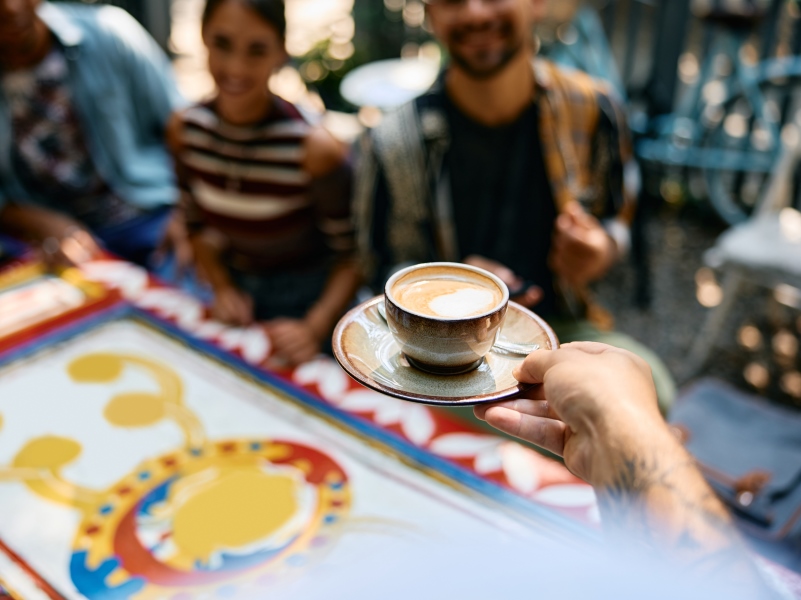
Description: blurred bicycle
638,0,801,224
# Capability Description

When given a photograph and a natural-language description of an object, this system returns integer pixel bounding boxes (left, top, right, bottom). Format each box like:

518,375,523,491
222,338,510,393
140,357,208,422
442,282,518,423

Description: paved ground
594,202,801,412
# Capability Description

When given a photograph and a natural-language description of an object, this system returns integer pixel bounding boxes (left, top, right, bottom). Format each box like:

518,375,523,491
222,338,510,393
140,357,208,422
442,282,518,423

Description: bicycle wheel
701,63,801,225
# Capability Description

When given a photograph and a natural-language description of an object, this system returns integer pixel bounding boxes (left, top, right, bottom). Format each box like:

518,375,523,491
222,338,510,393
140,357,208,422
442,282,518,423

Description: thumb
563,201,585,218
511,285,543,308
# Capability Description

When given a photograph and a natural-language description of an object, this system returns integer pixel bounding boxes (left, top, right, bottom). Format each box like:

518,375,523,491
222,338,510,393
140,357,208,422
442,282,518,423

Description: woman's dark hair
202,0,286,39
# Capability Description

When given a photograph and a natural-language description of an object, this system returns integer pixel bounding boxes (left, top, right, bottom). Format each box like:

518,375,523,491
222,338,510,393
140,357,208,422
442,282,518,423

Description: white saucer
332,296,559,406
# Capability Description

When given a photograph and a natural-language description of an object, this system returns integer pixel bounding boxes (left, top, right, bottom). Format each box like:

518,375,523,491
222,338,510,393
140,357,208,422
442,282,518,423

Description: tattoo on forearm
595,451,770,590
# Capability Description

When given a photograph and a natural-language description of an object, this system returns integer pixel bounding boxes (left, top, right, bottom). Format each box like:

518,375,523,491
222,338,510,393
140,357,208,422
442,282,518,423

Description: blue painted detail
70,550,146,599
194,536,299,573
0,303,130,368
136,477,177,517
99,504,113,515
329,481,343,490
323,515,337,525
249,442,262,451
190,447,203,456
137,471,151,481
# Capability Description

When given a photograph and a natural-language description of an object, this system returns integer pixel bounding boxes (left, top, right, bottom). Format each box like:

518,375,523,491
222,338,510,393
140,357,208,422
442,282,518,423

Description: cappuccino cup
384,262,509,375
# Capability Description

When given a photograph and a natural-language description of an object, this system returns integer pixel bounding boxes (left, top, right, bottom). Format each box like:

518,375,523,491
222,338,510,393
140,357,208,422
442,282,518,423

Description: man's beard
446,23,525,80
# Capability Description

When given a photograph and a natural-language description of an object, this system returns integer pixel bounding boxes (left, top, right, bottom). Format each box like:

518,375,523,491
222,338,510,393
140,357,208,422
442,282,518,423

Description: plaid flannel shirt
354,58,636,301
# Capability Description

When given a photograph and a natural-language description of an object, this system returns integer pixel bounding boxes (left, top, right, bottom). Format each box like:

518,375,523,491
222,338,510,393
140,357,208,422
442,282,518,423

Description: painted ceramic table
0,252,796,599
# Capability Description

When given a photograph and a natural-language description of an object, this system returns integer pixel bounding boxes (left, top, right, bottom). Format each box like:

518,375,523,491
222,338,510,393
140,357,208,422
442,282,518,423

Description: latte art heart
392,277,503,319
427,289,498,318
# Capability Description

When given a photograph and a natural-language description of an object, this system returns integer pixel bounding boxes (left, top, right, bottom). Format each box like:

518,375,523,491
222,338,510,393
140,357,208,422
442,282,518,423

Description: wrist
590,423,680,488
212,280,236,294
303,309,332,341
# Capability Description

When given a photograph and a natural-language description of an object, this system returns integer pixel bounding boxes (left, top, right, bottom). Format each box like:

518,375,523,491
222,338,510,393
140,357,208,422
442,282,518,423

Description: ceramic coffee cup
384,262,510,375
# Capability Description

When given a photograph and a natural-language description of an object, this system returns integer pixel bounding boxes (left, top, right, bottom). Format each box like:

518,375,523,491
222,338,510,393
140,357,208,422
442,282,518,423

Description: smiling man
354,0,675,415
0,0,186,267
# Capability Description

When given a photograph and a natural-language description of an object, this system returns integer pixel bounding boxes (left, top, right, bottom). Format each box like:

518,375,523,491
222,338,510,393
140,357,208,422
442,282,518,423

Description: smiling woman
201,0,288,125
167,0,361,367
201,0,287,124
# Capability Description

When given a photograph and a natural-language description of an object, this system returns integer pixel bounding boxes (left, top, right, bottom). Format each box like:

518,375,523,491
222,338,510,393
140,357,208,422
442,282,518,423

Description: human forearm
481,344,774,597
0,203,101,266
0,203,84,241
304,259,362,339
594,428,770,593
597,431,731,544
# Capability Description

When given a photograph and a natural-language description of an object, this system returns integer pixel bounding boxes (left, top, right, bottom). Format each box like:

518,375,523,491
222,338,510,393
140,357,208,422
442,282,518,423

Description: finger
236,304,254,326
176,242,193,273
555,212,578,233
221,299,242,326
221,296,251,326
511,348,581,384
520,286,542,307
563,200,582,214
283,346,319,366
276,337,311,356
60,237,91,266
563,201,588,220
560,341,618,355
476,398,557,421
483,407,567,457
240,295,254,325
519,383,547,400
554,222,588,246
264,323,295,341
508,398,560,419
464,255,520,288
212,303,234,325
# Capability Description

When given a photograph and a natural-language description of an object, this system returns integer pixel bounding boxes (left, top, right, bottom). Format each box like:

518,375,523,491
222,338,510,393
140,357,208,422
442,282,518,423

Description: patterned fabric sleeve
537,59,637,230
169,113,205,236
590,89,636,227
310,160,356,262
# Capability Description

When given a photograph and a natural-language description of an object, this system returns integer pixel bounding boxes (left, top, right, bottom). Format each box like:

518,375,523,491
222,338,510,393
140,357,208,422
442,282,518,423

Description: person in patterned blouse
0,0,188,267
167,0,360,366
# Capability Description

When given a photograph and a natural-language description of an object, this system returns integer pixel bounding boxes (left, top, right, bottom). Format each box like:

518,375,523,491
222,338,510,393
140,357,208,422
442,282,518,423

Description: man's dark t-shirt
443,92,558,317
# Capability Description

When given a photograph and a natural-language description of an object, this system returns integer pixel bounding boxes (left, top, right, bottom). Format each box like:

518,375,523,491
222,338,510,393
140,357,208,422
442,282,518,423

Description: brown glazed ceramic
384,263,510,375
332,296,559,406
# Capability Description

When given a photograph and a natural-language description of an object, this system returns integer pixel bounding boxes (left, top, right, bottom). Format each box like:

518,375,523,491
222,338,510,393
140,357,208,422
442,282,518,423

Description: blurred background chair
684,124,801,377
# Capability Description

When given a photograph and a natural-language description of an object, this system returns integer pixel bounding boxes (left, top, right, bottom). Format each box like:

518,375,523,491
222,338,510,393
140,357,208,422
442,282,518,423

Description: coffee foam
428,287,498,318
392,277,502,318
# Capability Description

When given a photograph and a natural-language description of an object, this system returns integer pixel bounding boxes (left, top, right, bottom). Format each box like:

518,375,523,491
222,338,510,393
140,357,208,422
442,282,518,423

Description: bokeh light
695,268,723,308
780,371,801,399
737,324,762,351
743,362,770,389
772,329,798,360
358,106,383,128
678,52,699,84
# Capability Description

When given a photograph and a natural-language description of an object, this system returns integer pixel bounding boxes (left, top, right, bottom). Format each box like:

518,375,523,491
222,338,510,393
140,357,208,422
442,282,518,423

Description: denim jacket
0,2,186,212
